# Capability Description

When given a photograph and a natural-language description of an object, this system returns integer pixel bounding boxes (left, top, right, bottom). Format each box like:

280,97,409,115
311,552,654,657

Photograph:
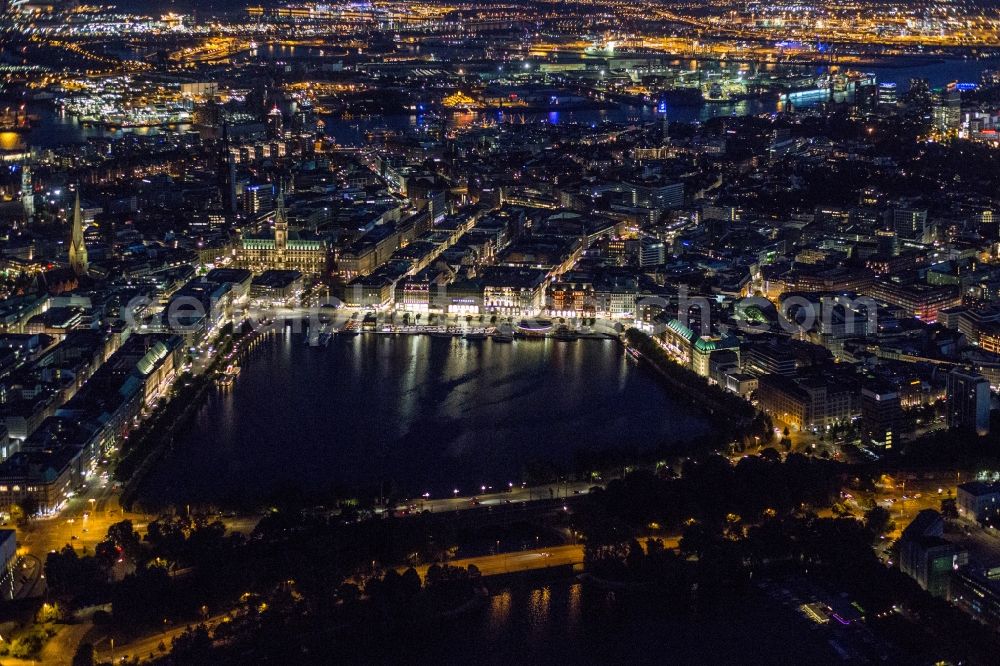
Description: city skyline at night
1,0,1000,663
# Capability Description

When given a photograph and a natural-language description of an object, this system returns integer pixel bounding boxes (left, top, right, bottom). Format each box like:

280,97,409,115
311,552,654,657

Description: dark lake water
352,579,846,665
139,332,708,507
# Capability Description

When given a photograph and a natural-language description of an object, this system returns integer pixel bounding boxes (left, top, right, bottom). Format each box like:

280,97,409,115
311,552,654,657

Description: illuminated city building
237,189,328,277
243,184,275,216
864,280,961,323
755,374,857,432
267,105,284,139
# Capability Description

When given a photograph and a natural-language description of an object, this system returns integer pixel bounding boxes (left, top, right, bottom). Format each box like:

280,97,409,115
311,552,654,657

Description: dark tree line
574,453,845,543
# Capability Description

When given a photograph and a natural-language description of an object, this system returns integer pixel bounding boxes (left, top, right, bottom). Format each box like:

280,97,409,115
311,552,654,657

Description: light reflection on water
567,582,581,625
487,589,512,633
19,57,999,150
485,584,567,640
528,586,552,637
140,334,707,507
461,581,639,662
428,580,842,664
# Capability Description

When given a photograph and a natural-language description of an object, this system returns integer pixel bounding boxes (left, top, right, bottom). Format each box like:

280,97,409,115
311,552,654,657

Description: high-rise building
20,164,33,224
946,369,991,436
639,237,665,267
861,384,903,448
892,207,928,240
243,183,275,216
975,210,995,240
877,82,898,109
630,181,683,209
292,100,318,134
267,105,284,139
68,190,88,277
938,86,962,131
702,205,740,223
951,565,1000,626
859,188,881,207
875,228,900,257
904,78,933,124
745,342,797,377
854,82,878,112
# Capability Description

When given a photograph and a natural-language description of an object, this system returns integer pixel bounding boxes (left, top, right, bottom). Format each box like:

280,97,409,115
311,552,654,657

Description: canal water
138,331,708,507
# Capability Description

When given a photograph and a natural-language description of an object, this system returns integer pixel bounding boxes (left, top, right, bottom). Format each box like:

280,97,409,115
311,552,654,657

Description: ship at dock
553,325,579,342
217,363,241,387
491,322,515,342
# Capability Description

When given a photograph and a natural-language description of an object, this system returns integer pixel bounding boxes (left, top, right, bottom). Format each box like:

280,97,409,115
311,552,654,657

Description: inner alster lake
138,331,709,507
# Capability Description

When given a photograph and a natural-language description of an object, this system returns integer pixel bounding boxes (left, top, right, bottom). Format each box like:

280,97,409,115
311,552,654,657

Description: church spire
219,120,237,217
274,182,287,252
69,188,88,276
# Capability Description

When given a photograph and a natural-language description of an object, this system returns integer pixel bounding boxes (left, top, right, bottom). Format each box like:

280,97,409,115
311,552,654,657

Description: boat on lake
493,322,515,342
554,326,579,342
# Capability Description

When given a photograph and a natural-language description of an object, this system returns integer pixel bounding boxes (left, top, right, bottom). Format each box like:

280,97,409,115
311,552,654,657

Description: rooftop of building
0,445,79,483
204,268,253,285
902,509,944,540
959,480,1000,496
479,266,548,290
251,270,303,289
